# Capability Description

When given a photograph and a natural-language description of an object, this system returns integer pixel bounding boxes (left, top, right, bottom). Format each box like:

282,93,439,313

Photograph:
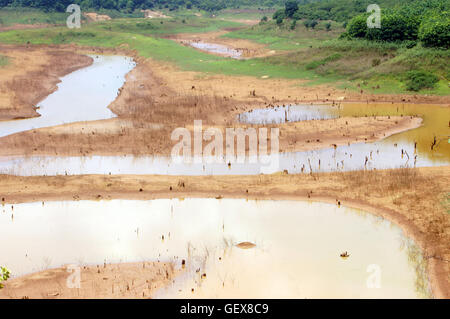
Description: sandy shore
0,261,179,299
0,45,93,121
0,166,448,298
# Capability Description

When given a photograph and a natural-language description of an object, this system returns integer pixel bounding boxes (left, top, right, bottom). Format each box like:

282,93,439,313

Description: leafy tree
419,11,450,48
276,16,283,25
285,0,298,18
290,19,296,30
309,19,317,29
347,14,368,38
273,8,286,21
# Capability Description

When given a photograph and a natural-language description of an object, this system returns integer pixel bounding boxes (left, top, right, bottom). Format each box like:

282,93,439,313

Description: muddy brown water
0,199,431,298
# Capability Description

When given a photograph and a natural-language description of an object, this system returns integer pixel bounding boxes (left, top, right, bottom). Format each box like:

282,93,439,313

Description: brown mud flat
0,167,448,298
0,261,178,299
0,45,93,121
141,9,171,19
0,53,425,157
0,114,422,157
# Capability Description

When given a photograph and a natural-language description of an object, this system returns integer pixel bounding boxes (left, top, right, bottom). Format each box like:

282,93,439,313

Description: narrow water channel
0,55,135,138
185,41,243,59
0,199,431,298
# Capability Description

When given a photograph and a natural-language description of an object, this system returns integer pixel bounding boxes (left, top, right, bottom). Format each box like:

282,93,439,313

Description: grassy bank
0,15,448,95
0,20,311,80
223,19,343,50
226,20,450,94
0,8,68,26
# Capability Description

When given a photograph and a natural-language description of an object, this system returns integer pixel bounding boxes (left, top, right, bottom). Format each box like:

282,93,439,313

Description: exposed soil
83,12,111,22
141,10,171,19
0,53,425,157
0,45,93,121
0,261,179,299
0,166,448,298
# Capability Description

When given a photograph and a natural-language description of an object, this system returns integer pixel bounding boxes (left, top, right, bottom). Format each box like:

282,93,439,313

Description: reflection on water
0,199,430,298
239,102,450,165
239,104,339,124
0,55,135,138
0,140,447,176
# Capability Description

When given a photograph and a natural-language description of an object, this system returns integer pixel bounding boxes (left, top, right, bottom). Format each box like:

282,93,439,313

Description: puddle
185,41,243,59
0,139,447,176
239,102,450,166
239,104,339,124
0,199,430,298
0,55,135,138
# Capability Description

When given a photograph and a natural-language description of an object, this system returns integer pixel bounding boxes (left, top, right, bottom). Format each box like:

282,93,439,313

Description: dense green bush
404,70,439,91
347,14,367,38
418,12,450,48
273,8,286,21
290,19,296,30
367,12,420,42
346,5,448,48
285,0,298,18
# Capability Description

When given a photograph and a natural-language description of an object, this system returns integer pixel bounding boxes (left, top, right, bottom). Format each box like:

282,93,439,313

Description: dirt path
0,166,448,298
0,261,179,299
0,45,93,121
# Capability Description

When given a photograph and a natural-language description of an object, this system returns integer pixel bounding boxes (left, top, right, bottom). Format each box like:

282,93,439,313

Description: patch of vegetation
0,3,447,95
224,19,342,50
0,7,68,26
344,1,449,48
444,193,450,214
305,53,342,70
0,266,10,289
0,0,286,13
419,12,450,48
95,16,242,35
403,70,439,91
263,38,449,94
0,54,8,66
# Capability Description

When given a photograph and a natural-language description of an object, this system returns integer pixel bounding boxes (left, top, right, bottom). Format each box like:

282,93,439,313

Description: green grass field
0,8,68,26
223,19,343,50
214,8,278,21
0,12,448,95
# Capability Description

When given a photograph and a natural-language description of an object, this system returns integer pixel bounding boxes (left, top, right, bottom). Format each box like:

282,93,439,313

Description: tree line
0,0,286,13
272,0,449,48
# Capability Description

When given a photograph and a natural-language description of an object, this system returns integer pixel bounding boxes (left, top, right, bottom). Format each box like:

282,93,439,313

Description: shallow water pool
0,199,430,298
